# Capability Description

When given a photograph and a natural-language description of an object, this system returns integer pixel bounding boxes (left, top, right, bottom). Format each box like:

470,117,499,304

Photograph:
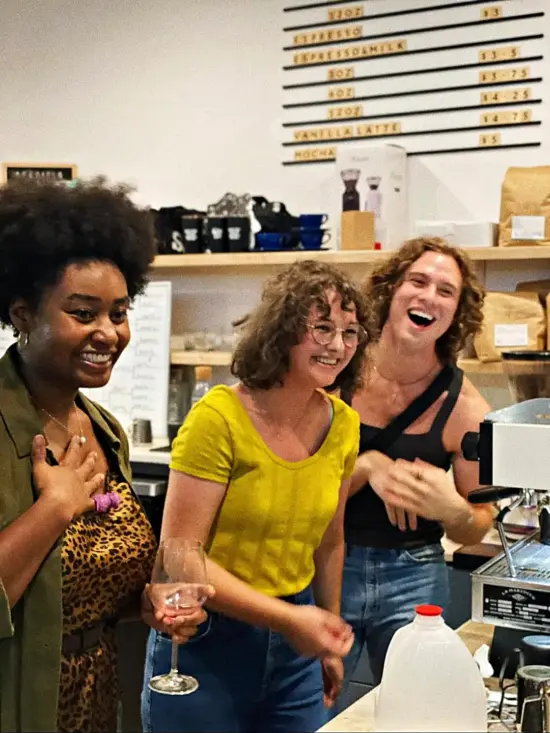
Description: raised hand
381,458,465,524
281,604,354,659
363,450,418,531
31,434,105,522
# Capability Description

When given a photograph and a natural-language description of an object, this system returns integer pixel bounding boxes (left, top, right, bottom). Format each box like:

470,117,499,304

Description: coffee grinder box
336,144,408,250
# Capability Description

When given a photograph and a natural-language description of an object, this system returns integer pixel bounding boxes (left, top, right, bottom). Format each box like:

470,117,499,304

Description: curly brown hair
365,237,485,362
231,259,370,393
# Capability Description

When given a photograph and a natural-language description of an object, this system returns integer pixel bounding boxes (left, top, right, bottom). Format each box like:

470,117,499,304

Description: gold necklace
373,361,441,387
39,405,86,446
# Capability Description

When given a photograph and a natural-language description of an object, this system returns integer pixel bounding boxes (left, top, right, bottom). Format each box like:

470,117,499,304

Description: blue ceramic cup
255,232,291,251
299,214,328,229
299,229,331,250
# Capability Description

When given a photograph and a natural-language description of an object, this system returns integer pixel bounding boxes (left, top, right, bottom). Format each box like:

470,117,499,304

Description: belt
346,536,442,552
62,620,112,656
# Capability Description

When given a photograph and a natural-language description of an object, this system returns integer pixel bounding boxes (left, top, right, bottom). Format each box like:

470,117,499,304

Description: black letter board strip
285,0,368,10
282,3,544,166
282,142,541,166
283,120,540,147
283,55,543,90
283,14,543,51
285,0,515,31
284,99,542,127
284,34,543,70
283,77,543,109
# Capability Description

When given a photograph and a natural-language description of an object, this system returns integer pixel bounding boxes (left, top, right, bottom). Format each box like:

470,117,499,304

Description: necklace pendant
79,435,87,446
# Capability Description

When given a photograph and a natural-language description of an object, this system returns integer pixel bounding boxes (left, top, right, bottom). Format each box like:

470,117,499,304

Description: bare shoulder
456,376,492,422
444,376,492,450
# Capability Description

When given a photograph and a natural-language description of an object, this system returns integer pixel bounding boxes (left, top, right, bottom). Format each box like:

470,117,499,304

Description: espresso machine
463,397,550,634
463,355,550,733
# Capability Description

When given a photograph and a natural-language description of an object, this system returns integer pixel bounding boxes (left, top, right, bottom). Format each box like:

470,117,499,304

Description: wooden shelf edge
153,249,382,269
153,246,550,270
171,350,232,366
169,352,503,374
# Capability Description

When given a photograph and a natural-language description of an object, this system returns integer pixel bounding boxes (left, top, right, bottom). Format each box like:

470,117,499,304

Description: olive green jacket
0,346,132,732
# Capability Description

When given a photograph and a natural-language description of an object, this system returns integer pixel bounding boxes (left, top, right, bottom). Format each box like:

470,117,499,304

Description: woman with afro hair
0,178,205,733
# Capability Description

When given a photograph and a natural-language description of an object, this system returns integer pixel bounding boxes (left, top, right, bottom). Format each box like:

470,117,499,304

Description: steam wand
469,485,526,578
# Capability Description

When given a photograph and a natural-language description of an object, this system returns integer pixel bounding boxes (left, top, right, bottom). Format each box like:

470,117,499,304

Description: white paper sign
511,215,545,241
494,323,529,347
81,281,172,439
0,328,17,357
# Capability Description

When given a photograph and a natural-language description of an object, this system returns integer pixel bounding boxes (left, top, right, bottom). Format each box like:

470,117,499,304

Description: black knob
461,431,480,461
540,506,550,545
469,486,522,504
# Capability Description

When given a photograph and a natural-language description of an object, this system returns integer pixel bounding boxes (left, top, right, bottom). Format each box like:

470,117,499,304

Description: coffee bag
474,291,546,362
499,166,550,247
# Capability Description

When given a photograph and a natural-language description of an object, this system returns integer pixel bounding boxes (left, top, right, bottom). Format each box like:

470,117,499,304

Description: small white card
0,328,16,357
494,323,529,347
511,215,545,241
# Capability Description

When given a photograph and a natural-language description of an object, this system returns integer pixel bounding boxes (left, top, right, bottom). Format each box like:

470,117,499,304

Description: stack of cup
298,214,331,250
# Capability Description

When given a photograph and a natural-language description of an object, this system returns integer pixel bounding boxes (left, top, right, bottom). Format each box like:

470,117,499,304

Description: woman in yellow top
141,260,369,733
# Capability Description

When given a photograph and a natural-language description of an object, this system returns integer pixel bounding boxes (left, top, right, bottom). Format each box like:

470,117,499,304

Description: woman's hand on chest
33,434,106,522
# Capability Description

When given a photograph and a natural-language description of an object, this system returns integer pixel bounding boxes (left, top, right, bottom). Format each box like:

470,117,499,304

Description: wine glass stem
170,639,179,676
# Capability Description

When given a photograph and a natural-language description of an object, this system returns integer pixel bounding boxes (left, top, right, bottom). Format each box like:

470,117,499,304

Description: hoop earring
18,332,29,348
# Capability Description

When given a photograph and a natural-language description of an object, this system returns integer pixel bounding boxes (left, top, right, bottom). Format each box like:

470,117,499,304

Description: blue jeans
141,586,326,733
335,543,449,713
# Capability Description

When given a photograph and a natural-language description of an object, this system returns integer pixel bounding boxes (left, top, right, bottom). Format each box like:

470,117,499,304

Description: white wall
1,0,548,228
2,0,549,407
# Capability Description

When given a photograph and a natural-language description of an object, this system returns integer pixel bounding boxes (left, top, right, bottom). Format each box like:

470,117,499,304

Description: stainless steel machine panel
472,534,550,633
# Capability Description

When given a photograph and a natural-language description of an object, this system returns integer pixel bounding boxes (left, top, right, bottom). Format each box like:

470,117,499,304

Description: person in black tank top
332,239,495,715
345,364,463,549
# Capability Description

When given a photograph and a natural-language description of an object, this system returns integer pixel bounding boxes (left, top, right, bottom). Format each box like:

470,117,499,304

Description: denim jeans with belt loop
331,542,450,717
141,585,327,733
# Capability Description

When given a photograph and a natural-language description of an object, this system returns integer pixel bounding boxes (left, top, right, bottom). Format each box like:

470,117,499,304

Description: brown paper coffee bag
516,279,550,308
499,166,550,247
474,291,546,362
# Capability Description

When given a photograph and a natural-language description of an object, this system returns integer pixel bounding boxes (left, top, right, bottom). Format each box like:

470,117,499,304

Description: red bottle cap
416,604,443,617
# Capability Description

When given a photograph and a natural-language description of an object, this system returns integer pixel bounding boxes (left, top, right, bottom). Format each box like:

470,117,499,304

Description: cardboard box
414,221,497,248
336,144,407,250
340,211,375,250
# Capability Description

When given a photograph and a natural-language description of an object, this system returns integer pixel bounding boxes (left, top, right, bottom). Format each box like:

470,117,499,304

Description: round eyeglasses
307,322,365,348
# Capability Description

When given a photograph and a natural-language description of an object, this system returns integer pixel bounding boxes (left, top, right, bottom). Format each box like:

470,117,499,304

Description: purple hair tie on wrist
108,491,121,510
93,493,111,513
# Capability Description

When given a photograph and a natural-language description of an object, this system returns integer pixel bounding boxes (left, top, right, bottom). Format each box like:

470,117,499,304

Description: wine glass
148,538,209,695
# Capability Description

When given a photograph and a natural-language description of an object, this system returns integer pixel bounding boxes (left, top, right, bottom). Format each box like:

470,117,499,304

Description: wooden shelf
170,350,232,366
152,246,550,270
153,249,373,270
169,351,506,375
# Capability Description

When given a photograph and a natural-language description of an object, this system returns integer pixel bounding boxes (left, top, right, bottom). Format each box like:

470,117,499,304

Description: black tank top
344,365,464,549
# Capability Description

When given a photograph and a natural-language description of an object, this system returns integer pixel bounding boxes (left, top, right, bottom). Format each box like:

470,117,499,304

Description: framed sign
2,162,78,183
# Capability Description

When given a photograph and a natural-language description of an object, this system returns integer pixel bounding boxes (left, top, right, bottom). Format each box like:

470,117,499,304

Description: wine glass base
149,673,199,695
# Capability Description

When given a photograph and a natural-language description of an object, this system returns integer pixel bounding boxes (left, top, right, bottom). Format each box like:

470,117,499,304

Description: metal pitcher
517,665,550,732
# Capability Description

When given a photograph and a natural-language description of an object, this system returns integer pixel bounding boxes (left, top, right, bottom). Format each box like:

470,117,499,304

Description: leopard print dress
57,478,157,733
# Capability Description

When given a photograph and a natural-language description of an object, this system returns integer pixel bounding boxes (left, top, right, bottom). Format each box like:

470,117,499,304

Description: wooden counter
318,620,495,733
